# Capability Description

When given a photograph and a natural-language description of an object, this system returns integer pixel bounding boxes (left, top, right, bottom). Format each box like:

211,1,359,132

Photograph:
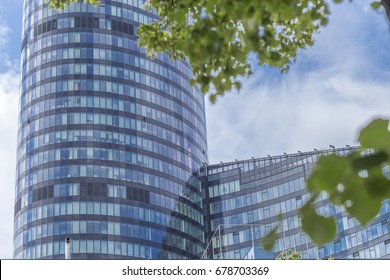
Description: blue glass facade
201,148,390,259
14,0,208,259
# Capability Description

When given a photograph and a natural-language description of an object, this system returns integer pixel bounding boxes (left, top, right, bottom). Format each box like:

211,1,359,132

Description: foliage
276,249,335,259
276,249,301,260
137,0,333,102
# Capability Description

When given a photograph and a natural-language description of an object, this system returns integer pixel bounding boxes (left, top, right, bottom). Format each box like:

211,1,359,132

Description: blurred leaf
351,152,388,171
300,202,336,245
365,167,390,198
346,185,382,225
359,119,390,152
307,154,348,193
261,226,279,251
371,1,383,9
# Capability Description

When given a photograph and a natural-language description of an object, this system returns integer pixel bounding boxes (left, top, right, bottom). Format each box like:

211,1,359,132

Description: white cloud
0,24,9,46
0,19,12,70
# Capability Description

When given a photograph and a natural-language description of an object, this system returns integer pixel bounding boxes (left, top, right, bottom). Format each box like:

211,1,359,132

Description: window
233,232,239,244
385,240,390,255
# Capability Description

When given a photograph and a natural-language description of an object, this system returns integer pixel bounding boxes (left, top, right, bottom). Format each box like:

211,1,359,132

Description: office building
200,148,390,259
14,0,208,259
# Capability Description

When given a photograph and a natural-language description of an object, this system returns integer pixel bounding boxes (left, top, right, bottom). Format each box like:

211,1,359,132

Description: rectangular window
75,17,80,27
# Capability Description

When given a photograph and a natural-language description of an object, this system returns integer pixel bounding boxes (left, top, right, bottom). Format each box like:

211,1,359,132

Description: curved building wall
14,0,208,259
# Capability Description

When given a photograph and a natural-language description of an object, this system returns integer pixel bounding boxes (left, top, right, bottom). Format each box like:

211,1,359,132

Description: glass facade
15,0,390,261
14,0,208,259
200,148,390,259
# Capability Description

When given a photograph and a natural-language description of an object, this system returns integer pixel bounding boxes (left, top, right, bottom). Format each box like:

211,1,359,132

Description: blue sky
1,0,390,259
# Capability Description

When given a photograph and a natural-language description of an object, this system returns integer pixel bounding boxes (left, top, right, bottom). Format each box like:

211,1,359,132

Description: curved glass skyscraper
14,0,208,259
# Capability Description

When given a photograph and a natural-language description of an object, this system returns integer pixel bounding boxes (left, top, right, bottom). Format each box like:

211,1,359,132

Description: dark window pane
87,183,93,195
81,17,87,27
48,185,54,198
33,190,37,202
42,186,47,200
38,188,42,200
75,17,80,28
94,17,99,28
126,187,132,200
133,188,139,201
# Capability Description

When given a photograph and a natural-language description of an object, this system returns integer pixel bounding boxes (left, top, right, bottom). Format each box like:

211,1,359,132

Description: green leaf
300,203,336,245
351,152,388,171
320,17,329,26
346,186,382,225
261,226,279,251
365,167,390,198
209,94,217,103
359,119,390,152
234,81,241,91
270,52,281,62
307,154,348,193
371,1,382,10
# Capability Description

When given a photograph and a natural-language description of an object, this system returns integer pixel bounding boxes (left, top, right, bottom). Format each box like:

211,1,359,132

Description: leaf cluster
138,0,331,102
276,249,302,260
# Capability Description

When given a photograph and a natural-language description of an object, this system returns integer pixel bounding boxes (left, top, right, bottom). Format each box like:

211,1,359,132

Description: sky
0,0,390,259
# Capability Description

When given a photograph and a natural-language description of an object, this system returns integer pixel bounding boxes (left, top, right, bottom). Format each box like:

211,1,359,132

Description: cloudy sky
0,0,390,259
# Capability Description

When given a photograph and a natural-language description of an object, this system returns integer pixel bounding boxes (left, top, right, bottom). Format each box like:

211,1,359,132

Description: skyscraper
14,0,208,259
